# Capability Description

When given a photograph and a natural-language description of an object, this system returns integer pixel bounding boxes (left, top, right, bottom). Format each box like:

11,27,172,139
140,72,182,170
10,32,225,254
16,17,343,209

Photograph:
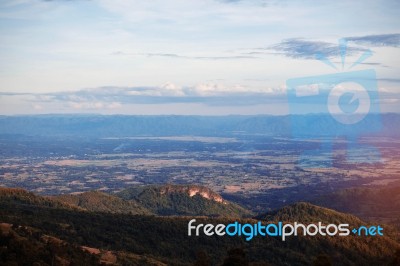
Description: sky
0,0,399,115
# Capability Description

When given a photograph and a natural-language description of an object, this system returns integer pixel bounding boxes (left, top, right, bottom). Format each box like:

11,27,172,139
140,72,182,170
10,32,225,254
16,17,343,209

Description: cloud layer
346,34,400,47
268,34,400,60
25,83,286,108
0,1,399,115
269,38,365,59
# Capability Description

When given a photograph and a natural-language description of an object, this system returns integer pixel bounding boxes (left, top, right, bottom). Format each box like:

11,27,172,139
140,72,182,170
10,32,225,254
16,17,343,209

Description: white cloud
32,104,44,110
68,101,122,110
186,83,278,96
160,82,186,96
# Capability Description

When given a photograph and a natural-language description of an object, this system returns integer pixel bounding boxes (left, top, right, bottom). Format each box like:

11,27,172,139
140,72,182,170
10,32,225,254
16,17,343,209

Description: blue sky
0,0,399,115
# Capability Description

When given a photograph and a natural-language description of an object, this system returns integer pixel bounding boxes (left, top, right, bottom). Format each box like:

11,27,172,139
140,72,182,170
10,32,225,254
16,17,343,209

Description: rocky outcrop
159,184,225,203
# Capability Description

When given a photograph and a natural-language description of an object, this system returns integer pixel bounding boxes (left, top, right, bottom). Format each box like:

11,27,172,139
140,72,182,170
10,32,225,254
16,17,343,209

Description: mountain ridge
312,186,400,229
51,190,152,215
1,113,399,137
2,184,252,218
115,184,253,218
1,186,400,265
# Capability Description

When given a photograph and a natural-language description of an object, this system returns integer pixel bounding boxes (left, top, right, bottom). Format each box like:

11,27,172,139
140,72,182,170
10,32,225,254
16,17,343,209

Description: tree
193,250,211,266
312,254,332,266
221,248,248,266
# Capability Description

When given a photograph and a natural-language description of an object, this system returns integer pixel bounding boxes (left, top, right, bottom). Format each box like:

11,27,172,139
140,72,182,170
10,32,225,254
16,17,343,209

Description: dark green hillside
312,186,400,228
52,191,152,215
0,222,101,265
0,222,169,266
116,184,253,218
259,202,363,225
1,188,400,265
0,187,82,211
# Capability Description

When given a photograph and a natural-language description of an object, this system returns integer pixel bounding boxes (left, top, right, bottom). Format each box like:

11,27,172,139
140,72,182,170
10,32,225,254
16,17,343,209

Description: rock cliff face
159,184,225,203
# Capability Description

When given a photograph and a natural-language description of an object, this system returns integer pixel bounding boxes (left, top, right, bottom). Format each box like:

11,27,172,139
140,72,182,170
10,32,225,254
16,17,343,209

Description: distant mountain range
1,185,400,265
1,113,399,137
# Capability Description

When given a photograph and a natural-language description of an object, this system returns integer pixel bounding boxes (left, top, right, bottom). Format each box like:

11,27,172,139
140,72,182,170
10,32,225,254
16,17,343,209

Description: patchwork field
1,135,399,210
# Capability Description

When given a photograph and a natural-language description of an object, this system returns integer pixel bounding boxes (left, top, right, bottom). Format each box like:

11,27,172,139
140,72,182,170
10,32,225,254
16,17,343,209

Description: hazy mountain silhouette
1,114,399,137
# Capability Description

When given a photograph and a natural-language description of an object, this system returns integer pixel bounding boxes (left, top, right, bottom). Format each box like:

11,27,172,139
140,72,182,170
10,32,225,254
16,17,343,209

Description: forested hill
1,187,400,265
312,186,400,228
115,184,252,217
5,184,252,218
